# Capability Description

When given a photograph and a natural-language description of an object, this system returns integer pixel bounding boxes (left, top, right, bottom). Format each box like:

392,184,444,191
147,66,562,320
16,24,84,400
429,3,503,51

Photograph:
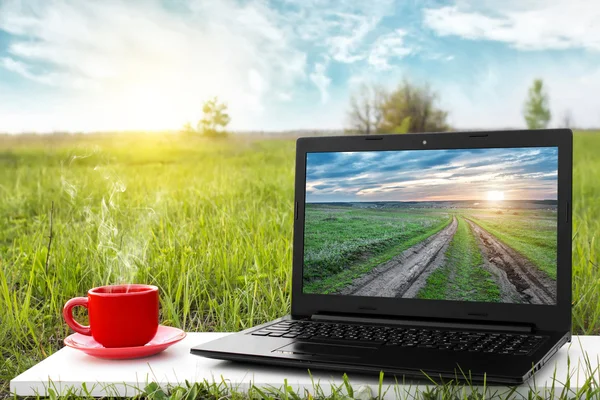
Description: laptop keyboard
251,320,546,356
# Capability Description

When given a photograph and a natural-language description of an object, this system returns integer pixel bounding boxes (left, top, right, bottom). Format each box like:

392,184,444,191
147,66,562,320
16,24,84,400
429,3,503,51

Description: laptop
191,129,572,384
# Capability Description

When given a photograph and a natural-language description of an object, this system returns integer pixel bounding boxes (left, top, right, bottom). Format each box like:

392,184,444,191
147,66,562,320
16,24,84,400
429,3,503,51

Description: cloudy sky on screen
1,0,599,132
305,147,558,202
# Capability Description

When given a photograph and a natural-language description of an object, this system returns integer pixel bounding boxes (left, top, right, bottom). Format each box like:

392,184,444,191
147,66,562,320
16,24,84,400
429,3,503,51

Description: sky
305,147,558,202
1,0,600,133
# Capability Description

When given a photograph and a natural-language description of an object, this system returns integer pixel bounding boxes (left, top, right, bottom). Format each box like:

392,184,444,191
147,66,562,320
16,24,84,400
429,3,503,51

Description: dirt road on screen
339,216,458,297
466,219,556,305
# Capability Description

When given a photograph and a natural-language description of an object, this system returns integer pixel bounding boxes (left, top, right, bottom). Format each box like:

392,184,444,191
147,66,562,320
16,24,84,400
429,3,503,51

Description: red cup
63,284,159,348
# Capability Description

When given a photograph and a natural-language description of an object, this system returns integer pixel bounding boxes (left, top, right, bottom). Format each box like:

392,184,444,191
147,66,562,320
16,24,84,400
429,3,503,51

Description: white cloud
1,56,98,88
0,0,307,132
281,0,396,64
0,0,402,132
2,0,599,133
419,1,600,129
1,57,42,82
437,61,600,130
368,29,412,70
246,69,266,112
276,92,293,102
309,59,332,104
423,1,600,51
326,16,379,63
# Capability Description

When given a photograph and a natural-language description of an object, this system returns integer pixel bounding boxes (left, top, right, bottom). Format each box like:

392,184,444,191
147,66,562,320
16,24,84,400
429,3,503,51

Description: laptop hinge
310,314,533,333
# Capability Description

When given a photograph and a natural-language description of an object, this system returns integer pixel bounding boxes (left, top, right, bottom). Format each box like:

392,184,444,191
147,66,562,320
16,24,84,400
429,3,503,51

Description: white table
10,333,600,398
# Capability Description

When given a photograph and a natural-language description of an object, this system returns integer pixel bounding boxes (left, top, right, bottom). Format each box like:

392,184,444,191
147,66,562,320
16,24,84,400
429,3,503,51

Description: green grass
0,134,295,394
572,131,600,335
0,131,600,398
418,216,501,302
302,205,451,293
466,210,557,279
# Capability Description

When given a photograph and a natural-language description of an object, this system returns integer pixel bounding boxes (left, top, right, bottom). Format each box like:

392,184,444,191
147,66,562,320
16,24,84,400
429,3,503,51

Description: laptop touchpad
274,341,377,359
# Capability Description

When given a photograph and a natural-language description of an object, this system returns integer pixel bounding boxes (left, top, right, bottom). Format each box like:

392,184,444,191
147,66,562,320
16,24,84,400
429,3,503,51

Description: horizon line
1,128,599,136
306,199,558,203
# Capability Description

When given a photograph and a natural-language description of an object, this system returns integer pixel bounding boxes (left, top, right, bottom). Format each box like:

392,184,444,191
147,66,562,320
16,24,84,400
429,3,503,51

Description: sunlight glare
487,190,505,201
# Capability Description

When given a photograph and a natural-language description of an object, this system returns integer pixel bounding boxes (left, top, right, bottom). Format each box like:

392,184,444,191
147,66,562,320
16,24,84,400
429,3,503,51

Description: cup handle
63,297,92,336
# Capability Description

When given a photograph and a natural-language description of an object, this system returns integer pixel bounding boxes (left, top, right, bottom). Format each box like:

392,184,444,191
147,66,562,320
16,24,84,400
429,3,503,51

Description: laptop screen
302,147,558,305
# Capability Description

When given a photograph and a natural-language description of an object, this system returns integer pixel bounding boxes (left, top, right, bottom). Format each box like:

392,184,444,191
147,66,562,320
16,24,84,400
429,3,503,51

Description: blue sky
305,147,558,202
1,1,600,133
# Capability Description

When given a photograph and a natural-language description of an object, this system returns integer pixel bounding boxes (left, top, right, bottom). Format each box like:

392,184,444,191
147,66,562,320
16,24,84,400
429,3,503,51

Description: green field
417,216,501,302
0,134,295,392
467,210,557,279
0,131,599,395
303,205,450,293
304,204,556,300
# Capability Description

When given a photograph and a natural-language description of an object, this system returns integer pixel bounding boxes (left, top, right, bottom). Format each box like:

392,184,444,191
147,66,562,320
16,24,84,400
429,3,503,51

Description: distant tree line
347,77,573,134
346,80,449,134
185,78,573,138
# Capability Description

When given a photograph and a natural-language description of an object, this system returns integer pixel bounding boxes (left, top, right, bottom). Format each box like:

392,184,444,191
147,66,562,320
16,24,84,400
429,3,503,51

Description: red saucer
64,325,186,359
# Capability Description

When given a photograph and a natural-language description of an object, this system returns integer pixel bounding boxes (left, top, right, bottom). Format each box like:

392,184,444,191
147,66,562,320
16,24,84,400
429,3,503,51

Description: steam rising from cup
61,148,159,286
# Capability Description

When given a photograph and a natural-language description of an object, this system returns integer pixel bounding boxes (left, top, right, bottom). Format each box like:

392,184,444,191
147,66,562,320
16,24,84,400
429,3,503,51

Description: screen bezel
291,129,572,332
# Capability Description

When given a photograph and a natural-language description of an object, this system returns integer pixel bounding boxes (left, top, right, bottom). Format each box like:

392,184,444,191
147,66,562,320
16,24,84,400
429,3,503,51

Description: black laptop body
191,129,573,385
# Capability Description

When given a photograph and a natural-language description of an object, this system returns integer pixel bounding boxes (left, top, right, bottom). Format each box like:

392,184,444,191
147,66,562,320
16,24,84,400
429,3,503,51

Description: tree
379,80,449,133
198,97,231,137
346,83,386,134
180,121,195,135
561,109,574,129
523,79,551,129
345,80,449,135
